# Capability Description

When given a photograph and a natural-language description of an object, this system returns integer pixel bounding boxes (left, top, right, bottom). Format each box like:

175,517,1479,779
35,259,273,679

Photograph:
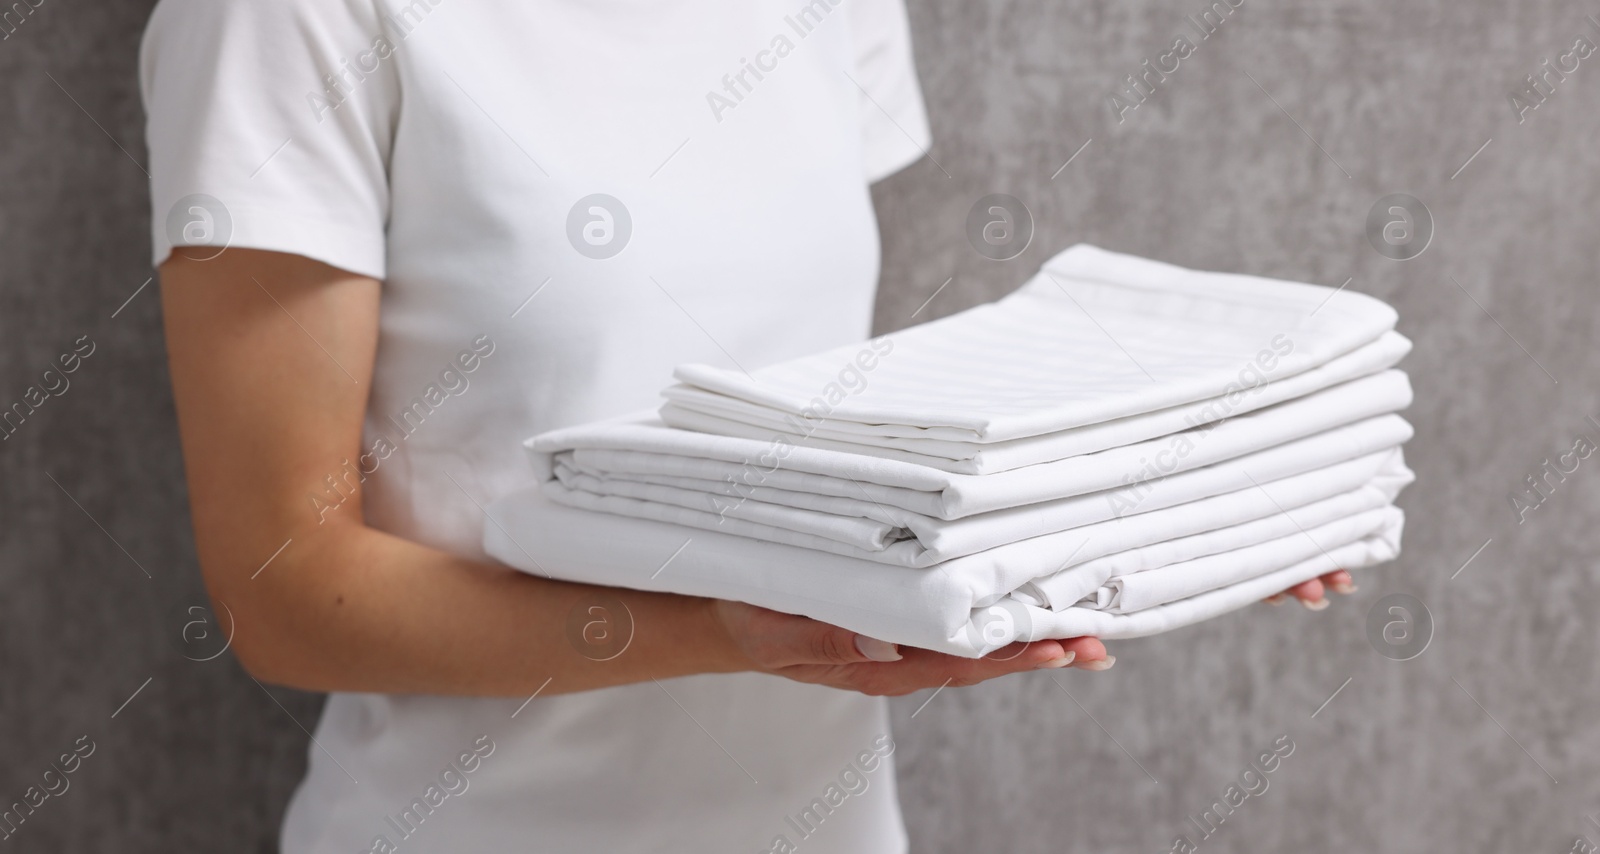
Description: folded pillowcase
661,331,1412,474
654,368,1410,479
670,244,1399,443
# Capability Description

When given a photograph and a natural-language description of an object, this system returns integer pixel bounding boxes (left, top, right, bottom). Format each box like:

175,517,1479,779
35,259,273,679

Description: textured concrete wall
3,0,1598,851
874,2,1600,853
1,1,331,851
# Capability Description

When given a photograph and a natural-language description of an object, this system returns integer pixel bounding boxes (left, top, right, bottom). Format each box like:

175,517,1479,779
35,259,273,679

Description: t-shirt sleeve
140,0,397,278
847,0,932,184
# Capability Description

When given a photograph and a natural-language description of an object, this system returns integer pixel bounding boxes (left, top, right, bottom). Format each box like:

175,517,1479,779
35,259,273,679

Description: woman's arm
162,248,1108,699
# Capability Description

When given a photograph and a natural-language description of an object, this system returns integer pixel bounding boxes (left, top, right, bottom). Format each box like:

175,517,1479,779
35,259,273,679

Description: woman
142,1,1349,850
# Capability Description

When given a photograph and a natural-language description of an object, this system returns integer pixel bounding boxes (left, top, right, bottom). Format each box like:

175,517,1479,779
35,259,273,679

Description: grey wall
1,1,331,852
874,2,1600,853
4,0,1598,851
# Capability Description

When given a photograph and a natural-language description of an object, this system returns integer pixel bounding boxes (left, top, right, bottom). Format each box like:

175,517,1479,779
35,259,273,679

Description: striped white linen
658,331,1411,474
668,244,1398,443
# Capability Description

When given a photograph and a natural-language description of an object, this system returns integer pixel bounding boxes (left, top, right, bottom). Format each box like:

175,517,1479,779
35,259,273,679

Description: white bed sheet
536,414,1413,564
483,484,1407,657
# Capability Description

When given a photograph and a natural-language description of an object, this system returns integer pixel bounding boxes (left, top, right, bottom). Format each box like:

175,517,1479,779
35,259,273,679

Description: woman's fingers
853,635,903,662
1320,569,1357,594
1057,635,1114,671
1286,577,1329,610
1264,569,1358,608
875,638,1111,692
963,636,1111,674
713,601,1115,697
978,635,1107,667
815,637,1116,697
1262,578,1327,608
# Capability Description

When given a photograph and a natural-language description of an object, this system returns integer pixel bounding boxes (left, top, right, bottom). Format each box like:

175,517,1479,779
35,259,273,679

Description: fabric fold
484,472,1410,657
535,390,1413,523
536,414,1413,565
671,244,1398,442
660,331,1412,474
1090,505,1403,613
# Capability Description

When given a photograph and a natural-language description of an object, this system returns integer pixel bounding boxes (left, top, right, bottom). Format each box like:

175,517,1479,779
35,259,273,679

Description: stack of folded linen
484,245,1415,657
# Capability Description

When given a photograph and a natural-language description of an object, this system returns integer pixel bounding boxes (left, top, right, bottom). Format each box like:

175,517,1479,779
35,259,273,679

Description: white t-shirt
140,0,931,851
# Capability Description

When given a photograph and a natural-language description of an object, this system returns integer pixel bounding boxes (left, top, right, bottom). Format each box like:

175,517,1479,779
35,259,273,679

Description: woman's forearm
160,249,745,697
214,519,745,696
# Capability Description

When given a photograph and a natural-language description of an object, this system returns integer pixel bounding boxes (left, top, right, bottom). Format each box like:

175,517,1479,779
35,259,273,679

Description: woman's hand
1265,569,1357,610
709,600,1112,697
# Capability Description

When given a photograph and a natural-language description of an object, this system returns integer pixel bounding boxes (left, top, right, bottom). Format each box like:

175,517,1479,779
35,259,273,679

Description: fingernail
1036,651,1077,669
854,636,902,662
1265,594,1287,606
1302,597,1331,611
1074,655,1116,672
1330,580,1358,595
